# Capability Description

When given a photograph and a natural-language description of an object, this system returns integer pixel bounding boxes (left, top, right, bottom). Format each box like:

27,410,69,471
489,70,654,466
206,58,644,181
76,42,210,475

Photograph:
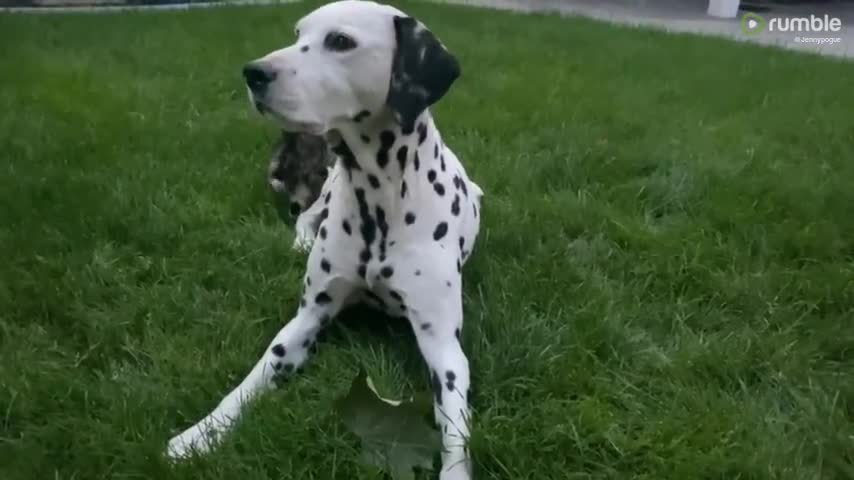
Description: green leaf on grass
335,370,440,480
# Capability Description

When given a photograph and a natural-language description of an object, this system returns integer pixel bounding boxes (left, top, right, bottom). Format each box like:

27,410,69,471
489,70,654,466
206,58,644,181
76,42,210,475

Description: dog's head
243,0,460,134
268,131,334,217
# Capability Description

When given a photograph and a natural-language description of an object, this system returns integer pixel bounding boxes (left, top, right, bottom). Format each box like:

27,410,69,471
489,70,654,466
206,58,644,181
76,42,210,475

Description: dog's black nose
243,62,277,92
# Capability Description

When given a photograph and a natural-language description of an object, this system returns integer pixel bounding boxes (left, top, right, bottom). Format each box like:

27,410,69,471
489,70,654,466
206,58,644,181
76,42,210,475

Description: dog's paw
440,467,472,480
166,421,220,460
292,223,316,253
291,235,314,253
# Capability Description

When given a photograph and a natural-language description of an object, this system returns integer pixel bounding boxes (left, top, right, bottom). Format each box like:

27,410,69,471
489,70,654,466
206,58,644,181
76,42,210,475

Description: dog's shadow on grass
334,303,407,332
325,303,417,353
318,303,431,389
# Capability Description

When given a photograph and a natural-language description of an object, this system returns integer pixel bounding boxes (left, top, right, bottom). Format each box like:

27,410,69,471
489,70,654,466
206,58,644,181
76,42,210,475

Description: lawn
1,1,853,479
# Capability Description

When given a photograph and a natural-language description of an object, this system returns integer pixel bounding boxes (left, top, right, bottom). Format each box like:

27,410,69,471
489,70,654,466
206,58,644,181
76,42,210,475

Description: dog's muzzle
242,62,324,135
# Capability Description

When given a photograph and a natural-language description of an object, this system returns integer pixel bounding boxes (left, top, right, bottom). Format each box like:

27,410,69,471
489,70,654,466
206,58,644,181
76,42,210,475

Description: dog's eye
294,28,300,37
324,32,357,52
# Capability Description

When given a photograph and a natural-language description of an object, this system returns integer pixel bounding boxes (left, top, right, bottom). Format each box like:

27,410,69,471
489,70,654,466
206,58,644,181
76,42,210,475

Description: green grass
2,1,854,478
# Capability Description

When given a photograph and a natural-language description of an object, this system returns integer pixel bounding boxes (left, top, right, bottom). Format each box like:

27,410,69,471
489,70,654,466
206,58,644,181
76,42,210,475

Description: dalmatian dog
167,2,483,479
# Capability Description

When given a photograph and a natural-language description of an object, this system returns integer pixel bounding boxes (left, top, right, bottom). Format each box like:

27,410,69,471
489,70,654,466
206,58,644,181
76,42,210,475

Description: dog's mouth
252,100,325,135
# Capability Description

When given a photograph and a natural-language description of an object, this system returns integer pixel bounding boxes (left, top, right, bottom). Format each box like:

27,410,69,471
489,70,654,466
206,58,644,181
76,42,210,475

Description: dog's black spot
289,202,302,216
320,258,331,273
319,225,327,240
415,269,421,276
440,154,446,172
377,130,396,168
360,134,370,144
342,219,352,235
320,208,329,221
417,122,428,145
389,290,402,302
445,370,456,391
401,180,408,198
306,276,312,287
273,361,283,371
457,258,462,273
451,195,460,216
452,175,461,190
460,178,468,196
324,191,332,204
271,344,286,357
446,280,452,287
433,222,448,241
396,145,408,172
431,370,442,405
360,249,372,263
365,290,386,308
459,236,465,250
302,338,312,348
473,203,478,217
427,169,436,183
413,151,420,171
332,141,359,179
376,206,389,261
284,363,295,373
357,264,367,279
368,174,381,189
454,327,461,340
300,45,309,53
353,110,371,122
405,212,416,225
315,291,332,305
381,265,394,278
300,296,307,308
434,143,439,158
433,182,445,196
355,187,376,258
421,322,431,330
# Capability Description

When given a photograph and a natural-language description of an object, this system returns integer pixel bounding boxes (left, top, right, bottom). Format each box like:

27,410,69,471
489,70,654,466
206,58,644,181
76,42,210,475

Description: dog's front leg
166,276,349,459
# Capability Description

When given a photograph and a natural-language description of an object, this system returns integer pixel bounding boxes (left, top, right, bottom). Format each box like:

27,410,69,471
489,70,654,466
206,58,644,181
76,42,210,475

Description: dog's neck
329,108,439,186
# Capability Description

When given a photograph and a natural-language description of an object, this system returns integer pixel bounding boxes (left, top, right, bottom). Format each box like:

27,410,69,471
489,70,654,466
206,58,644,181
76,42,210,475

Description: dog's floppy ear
386,16,460,133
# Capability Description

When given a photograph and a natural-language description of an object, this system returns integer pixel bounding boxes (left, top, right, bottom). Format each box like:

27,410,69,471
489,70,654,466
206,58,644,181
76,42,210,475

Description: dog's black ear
386,16,460,133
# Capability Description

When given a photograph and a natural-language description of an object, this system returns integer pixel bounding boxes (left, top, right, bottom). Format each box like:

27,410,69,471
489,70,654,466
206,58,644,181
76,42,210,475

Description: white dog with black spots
167,2,483,479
